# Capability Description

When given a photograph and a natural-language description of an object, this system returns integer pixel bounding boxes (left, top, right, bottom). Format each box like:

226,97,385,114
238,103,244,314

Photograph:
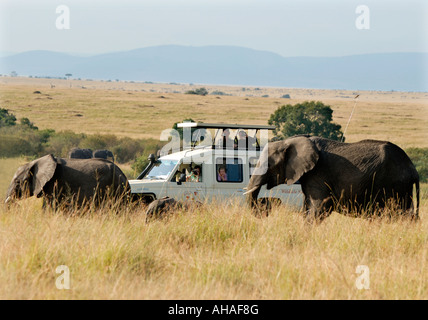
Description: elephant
93,149,115,162
5,154,129,208
245,135,420,222
145,196,202,222
69,148,93,159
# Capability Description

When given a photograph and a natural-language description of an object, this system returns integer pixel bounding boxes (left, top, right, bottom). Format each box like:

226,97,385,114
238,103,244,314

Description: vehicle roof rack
177,122,276,130
176,122,273,150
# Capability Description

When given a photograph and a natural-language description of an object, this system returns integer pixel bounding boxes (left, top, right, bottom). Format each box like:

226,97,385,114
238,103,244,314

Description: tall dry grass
0,194,427,299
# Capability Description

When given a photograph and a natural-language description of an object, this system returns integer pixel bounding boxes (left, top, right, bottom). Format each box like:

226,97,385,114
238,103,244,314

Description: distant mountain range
1,45,427,91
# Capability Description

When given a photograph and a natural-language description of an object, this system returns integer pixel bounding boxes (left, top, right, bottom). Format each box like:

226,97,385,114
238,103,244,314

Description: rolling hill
1,45,426,91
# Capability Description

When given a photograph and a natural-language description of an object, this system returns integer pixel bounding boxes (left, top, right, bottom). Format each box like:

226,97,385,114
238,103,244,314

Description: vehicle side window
215,158,243,183
186,164,202,183
170,163,202,183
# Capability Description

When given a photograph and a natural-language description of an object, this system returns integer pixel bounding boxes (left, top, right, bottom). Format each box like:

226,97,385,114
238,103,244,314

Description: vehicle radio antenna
341,94,359,142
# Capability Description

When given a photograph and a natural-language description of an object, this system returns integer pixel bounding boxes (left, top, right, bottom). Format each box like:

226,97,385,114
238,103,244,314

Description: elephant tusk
5,196,11,204
243,186,259,195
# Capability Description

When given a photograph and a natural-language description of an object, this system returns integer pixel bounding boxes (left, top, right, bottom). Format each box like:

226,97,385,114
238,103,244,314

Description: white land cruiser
128,123,303,207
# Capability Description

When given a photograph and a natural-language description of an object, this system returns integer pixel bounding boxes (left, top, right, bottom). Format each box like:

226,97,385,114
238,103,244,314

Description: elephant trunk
246,185,262,208
4,184,16,204
245,173,266,209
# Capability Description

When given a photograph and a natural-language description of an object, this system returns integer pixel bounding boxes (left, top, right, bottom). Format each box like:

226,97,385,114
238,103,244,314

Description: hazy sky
1,0,427,57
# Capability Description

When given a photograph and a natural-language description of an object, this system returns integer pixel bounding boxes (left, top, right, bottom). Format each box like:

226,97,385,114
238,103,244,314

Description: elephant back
93,149,115,162
69,148,93,159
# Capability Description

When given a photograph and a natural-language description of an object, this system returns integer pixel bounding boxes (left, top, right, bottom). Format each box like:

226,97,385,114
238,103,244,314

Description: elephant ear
30,154,57,196
282,136,319,185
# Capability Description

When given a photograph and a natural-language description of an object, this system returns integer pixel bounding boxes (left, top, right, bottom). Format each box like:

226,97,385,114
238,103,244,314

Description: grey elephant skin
246,135,420,221
93,149,115,162
69,148,93,159
5,154,129,207
145,196,201,222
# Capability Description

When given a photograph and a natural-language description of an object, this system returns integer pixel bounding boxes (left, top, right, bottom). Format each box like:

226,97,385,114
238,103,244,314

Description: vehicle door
207,157,247,202
167,161,206,202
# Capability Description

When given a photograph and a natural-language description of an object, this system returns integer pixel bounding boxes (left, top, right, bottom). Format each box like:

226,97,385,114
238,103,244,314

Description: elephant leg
404,204,419,221
403,192,419,221
304,196,334,223
42,197,49,209
399,193,419,221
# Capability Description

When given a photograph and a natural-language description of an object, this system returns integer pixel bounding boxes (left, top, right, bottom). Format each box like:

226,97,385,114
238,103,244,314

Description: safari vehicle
128,123,303,207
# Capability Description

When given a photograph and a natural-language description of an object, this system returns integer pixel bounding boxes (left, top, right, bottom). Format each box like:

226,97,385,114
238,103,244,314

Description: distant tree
0,108,17,127
65,73,72,80
172,118,197,141
268,101,344,141
210,90,230,96
20,117,38,130
185,87,208,96
10,71,17,77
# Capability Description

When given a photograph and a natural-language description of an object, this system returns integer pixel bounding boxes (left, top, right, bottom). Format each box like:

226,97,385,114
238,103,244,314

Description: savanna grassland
0,76,427,300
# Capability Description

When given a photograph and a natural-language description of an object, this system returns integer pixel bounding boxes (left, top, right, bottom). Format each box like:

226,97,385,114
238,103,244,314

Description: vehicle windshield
144,160,178,180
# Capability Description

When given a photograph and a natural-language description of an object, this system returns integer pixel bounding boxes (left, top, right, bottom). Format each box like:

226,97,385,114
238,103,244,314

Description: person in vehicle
186,165,202,182
217,166,228,182
236,130,258,149
175,169,186,182
217,128,235,149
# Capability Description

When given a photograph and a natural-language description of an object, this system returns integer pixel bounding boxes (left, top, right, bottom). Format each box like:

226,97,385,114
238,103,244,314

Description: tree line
0,108,163,177
1,103,427,182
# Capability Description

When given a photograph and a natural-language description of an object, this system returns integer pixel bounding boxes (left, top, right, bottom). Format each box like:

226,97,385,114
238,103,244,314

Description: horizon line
2,45,428,59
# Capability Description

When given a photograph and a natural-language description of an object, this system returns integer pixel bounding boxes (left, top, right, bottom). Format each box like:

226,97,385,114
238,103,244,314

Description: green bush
20,117,38,130
172,118,196,141
112,138,144,163
131,152,152,176
406,148,428,183
210,91,230,96
79,134,118,151
0,108,17,127
0,124,55,157
44,131,86,157
0,110,164,172
131,140,164,177
185,88,208,96
0,135,33,157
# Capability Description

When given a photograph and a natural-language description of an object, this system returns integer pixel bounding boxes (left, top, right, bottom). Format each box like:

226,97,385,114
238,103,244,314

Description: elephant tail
415,179,420,219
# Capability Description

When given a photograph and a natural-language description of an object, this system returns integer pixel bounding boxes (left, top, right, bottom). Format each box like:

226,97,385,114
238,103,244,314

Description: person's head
218,166,226,175
193,165,201,175
238,131,247,139
222,129,230,138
